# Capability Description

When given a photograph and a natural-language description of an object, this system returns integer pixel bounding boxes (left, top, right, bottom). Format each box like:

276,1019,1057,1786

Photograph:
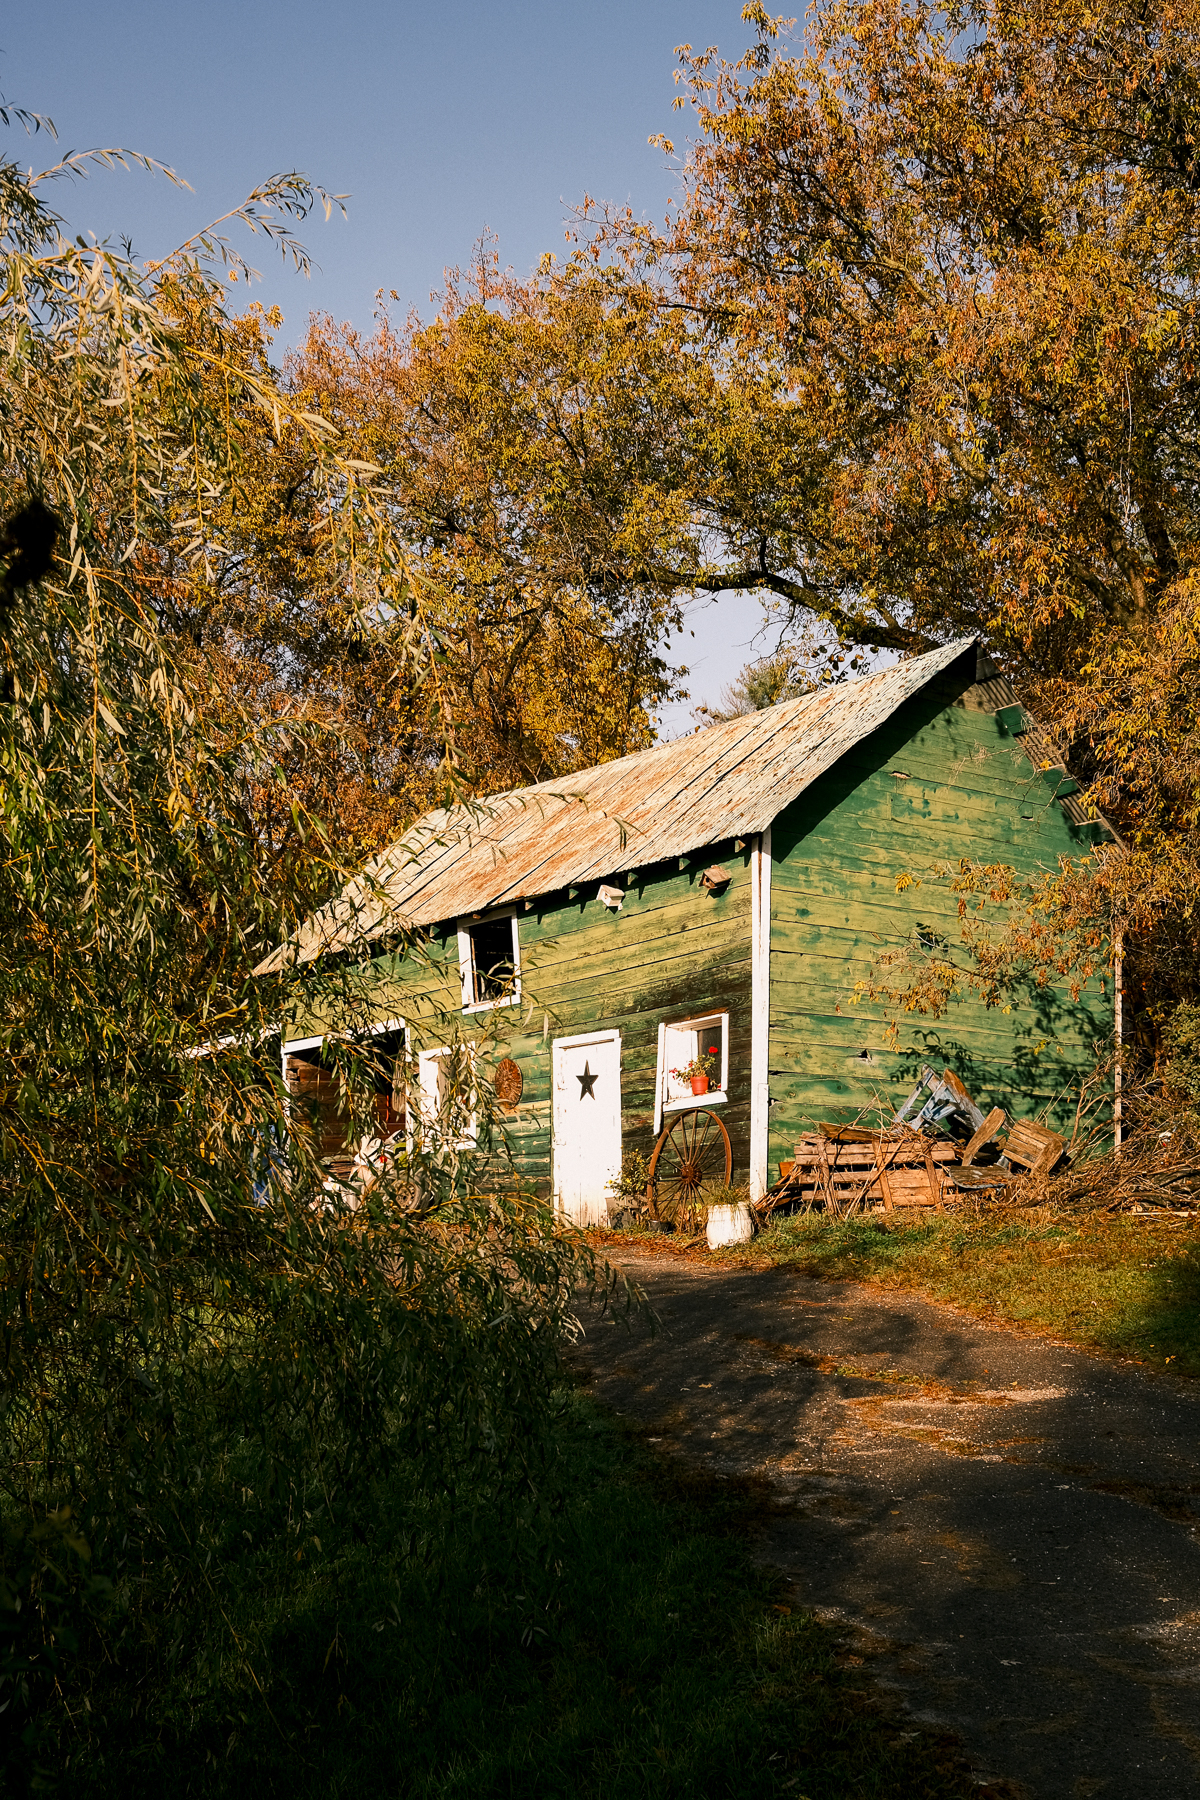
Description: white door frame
551,1028,622,1222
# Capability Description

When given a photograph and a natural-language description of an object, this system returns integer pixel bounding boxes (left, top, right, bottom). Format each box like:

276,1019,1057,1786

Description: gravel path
571,1250,1200,1800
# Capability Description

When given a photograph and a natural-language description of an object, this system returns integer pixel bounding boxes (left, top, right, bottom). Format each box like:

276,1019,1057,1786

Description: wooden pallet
765,1124,962,1214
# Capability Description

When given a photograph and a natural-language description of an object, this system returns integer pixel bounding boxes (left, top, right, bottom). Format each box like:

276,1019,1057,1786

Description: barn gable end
765,665,1112,1175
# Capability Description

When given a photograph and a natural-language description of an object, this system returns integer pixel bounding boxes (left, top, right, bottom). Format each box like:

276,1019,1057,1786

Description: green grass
742,1209,1200,1374
41,1395,977,1800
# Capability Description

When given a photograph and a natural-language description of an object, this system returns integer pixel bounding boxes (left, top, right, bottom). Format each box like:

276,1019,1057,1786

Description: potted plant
671,1047,721,1096
704,1185,756,1249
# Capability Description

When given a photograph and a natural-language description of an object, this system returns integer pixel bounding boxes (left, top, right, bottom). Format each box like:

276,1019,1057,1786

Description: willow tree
0,117,598,1764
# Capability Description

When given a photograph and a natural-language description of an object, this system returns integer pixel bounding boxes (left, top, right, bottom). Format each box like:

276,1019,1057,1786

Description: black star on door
576,1061,599,1099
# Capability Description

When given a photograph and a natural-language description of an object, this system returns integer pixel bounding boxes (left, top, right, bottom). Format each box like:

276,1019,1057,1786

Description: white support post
1113,929,1124,1153
749,827,772,1202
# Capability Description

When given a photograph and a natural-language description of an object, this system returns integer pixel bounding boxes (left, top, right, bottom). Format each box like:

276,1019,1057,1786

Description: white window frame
280,1030,327,1088
281,1018,407,1144
280,1017,406,1093
457,907,521,1013
410,1043,479,1150
653,1010,730,1133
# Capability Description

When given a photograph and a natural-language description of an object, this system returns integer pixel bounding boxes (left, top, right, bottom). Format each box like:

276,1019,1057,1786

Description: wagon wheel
646,1108,732,1229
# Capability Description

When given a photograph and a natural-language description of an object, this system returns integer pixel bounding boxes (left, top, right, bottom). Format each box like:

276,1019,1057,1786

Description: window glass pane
468,916,516,1003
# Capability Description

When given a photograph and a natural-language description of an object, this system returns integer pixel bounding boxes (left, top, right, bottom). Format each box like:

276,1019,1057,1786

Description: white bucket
706,1202,755,1249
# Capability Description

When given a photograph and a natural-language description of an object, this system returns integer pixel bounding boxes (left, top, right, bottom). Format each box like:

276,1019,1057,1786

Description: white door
552,1031,622,1226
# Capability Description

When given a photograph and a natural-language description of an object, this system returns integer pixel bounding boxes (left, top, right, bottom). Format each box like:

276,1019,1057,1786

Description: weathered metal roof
256,638,977,972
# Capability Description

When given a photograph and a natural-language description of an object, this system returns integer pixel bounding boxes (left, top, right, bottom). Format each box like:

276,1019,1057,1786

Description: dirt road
571,1251,1200,1800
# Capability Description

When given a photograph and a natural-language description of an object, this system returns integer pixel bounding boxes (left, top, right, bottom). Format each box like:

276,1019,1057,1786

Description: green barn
261,638,1115,1219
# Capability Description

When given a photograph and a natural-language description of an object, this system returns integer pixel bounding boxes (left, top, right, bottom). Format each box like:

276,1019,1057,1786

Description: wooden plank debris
762,1070,1076,1217
962,1106,1006,1166
762,1125,961,1216
1001,1119,1066,1176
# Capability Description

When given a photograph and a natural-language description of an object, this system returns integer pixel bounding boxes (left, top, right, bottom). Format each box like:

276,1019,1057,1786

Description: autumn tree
623,0,1200,659
147,287,438,867
287,253,708,809
577,0,1200,1038
169,246,739,854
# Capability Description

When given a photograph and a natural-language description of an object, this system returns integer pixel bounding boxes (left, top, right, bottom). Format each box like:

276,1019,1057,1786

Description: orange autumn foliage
583,0,1200,1030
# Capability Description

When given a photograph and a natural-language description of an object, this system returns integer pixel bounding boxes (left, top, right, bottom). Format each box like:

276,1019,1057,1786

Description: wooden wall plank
766,683,1112,1175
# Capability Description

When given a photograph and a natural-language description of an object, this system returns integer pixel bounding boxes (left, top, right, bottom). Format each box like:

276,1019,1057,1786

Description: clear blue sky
5,1,782,731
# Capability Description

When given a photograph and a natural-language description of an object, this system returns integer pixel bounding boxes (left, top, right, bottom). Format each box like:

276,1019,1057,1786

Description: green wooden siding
766,678,1114,1182
291,670,1112,1202
343,850,755,1197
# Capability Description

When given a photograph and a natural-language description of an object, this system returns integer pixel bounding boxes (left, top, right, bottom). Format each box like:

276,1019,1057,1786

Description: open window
412,1043,479,1150
282,1020,406,1174
654,1010,730,1131
457,909,520,1011
362,1023,407,1138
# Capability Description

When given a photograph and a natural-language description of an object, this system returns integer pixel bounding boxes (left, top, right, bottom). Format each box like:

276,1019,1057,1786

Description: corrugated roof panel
257,638,976,972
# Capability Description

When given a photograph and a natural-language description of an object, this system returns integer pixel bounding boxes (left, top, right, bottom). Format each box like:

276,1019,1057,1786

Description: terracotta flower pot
690,1073,710,1095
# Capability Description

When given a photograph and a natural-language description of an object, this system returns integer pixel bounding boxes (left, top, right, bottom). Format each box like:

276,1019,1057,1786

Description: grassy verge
733,1209,1200,1374
50,1394,977,1800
